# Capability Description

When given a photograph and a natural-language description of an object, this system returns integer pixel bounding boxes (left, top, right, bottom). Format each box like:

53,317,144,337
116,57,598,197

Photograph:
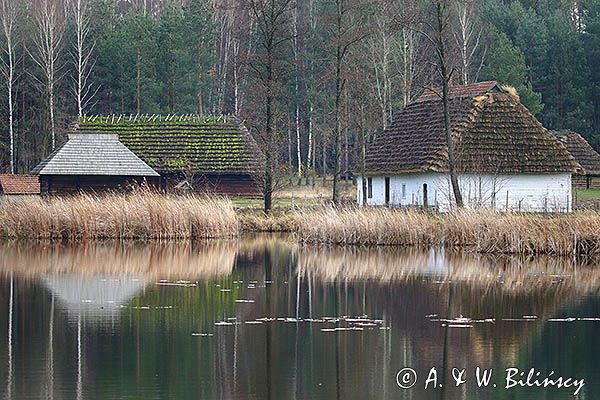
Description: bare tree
330,0,369,204
452,0,484,85
245,0,293,213
394,0,464,207
30,0,65,151
434,0,463,206
291,0,301,185
71,0,98,117
0,0,17,173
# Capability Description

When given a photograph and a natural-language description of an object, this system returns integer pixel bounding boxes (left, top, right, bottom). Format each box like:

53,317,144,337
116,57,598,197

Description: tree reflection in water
0,235,598,400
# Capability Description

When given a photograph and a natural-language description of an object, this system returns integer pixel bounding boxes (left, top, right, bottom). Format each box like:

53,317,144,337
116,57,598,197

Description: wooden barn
32,133,159,194
0,174,40,201
359,81,580,212
553,130,600,189
74,115,264,197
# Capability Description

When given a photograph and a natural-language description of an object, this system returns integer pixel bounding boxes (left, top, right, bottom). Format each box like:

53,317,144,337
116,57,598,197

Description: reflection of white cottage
358,82,580,212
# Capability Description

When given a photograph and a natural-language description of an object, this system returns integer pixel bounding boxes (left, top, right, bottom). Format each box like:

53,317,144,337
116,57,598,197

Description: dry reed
296,206,600,256
0,189,239,241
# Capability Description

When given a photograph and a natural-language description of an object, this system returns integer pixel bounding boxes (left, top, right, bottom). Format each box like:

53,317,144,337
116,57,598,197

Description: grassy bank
4,190,600,256
296,207,600,257
0,190,239,240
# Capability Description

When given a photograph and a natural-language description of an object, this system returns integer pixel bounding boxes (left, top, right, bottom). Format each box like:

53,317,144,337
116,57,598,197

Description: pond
0,235,598,399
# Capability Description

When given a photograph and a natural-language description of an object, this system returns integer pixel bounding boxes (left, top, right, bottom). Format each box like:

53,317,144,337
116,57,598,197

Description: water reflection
0,236,598,400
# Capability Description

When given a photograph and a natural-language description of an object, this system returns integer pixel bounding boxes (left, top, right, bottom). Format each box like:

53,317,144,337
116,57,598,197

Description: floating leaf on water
442,324,473,328
256,317,277,322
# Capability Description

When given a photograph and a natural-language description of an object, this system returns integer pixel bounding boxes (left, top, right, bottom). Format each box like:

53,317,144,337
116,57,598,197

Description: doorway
423,183,428,207
385,177,390,205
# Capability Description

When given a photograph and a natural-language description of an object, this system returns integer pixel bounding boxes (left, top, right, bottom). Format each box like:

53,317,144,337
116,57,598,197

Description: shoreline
2,192,600,257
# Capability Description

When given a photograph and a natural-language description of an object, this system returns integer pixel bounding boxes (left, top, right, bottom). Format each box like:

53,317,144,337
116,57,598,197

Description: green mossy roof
77,115,263,175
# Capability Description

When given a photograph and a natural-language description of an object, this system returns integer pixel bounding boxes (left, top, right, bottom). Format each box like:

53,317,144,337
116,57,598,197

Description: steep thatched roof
416,80,502,102
32,133,159,177
365,86,579,175
553,130,600,175
75,115,263,176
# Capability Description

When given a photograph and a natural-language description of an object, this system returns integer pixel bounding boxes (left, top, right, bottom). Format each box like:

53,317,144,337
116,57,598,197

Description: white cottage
357,81,580,212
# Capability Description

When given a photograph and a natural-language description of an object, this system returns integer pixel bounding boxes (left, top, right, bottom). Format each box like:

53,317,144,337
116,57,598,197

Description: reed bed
296,206,600,256
296,206,442,246
0,189,239,241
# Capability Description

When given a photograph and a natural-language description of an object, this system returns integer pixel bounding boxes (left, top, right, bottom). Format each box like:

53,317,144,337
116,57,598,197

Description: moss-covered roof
76,115,263,175
365,87,579,175
553,130,600,175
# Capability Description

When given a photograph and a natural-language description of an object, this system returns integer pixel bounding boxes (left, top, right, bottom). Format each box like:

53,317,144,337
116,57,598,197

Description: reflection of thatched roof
76,115,263,175
365,85,579,175
298,246,600,296
553,130,600,175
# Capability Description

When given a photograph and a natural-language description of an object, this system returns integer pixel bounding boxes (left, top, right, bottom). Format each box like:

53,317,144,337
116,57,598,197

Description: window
401,184,406,199
367,177,373,199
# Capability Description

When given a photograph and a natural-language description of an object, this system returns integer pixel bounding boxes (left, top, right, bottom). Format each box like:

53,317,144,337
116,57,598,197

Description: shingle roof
74,115,263,175
553,130,600,175
365,86,579,175
416,80,501,102
31,133,159,176
0,174,40,194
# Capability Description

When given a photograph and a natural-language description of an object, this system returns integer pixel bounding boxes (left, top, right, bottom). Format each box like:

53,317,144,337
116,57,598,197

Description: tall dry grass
0,189,239,240
296,207,600,256
295,207,442,246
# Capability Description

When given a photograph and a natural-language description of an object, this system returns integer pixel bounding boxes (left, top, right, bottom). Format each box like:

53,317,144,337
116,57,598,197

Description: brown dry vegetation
0,190,239,240
4,191,600,257
296,207,600,257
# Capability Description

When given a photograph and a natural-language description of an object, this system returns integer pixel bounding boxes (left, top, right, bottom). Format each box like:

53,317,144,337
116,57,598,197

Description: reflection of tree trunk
265,247,272,400
77,313,83,400
7,273,14,399
440,283,455,400
47,296,55,400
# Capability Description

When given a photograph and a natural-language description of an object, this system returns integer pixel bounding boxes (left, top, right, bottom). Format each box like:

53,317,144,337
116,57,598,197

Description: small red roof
0,174,40,195
417,81,501,102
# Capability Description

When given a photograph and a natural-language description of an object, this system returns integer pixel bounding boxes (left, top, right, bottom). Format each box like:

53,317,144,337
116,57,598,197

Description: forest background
0,0,596,193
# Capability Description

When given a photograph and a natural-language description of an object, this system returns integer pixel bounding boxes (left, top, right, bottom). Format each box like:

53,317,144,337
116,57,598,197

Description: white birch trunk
1,0,16,173
31,0,65,151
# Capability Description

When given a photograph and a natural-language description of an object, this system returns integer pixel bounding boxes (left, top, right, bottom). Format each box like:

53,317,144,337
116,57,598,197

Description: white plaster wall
357,173,572,212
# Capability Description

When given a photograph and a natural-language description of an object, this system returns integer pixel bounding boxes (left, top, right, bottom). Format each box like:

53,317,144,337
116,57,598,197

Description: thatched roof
32,133,159,176
416,80,502,102
365,85,579,175
75,115,263,176
0,174,40,194
553,130,600,175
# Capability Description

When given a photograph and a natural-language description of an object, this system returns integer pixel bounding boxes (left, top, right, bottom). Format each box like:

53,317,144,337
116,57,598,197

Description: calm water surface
0,235,598,400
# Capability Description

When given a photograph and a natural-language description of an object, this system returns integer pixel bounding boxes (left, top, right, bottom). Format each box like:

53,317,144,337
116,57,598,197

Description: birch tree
71,0,98,117
0,0,17,173
452,0,484,85
31,0,65,151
